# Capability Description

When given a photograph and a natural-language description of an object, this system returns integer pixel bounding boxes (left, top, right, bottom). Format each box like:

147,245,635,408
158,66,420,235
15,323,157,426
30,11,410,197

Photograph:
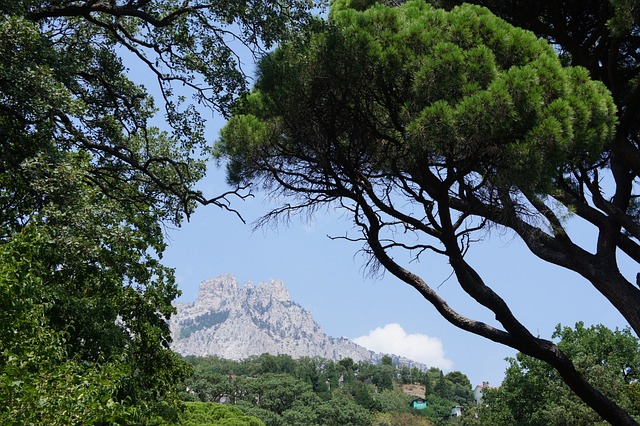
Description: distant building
450,405,463,417
409,397,428,410
474,381,494,403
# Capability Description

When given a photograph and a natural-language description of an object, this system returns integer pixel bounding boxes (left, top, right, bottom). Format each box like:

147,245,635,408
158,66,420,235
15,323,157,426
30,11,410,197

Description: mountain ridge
170,274,426,368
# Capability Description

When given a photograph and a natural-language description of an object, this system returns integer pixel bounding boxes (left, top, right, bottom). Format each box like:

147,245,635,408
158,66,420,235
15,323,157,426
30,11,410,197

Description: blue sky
161,143,632,388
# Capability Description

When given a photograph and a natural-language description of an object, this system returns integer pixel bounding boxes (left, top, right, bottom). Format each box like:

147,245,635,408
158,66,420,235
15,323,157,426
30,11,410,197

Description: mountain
170,274,424,368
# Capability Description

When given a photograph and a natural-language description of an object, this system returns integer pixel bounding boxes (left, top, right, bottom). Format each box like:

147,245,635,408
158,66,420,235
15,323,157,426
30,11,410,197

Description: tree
432,0,640,362
398,366,411,384
433,371,449,400
444,371,474,405
151,402,265,426
315,397,373,426
2,0,313,227
372,356,395,391
0,162,193,424
339,357,356,372
350,381,382,411
423,370,433,397
479,323,640,425
0,228,135,424
215,1,637,424
374,412,432,426
254,353,297,375
1,0,312,422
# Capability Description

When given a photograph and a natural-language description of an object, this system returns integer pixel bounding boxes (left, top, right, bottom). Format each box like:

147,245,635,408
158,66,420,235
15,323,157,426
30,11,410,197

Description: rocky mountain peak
194,274,240,311
261,278,290,302
170,274,426,369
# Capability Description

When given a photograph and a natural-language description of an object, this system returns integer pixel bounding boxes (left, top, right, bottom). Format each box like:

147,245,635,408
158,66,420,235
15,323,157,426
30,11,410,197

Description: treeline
158,322,640,426
171,354,477,426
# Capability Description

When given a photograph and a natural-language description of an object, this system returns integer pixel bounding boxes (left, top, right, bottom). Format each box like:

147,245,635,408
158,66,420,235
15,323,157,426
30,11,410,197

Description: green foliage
0,172,192,423
152,402,265,426
423,394,456,423
317,397,373,426
444,371,475,404
423,367,473,404
374,388,414,414
373,411,433,426
253,353,298,375
214,0,639,422
1,0,313,423
479,323,640,425
374,364,396,391
178,355,479,425
217,1,616,196
351,381,383,411
0,228,130,424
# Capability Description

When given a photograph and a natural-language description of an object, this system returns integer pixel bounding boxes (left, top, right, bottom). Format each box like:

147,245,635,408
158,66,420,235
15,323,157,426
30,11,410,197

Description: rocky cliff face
169,274,381,363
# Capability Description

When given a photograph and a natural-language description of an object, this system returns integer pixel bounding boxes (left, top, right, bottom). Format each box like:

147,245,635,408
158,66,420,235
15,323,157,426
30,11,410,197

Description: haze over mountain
170,274,426,368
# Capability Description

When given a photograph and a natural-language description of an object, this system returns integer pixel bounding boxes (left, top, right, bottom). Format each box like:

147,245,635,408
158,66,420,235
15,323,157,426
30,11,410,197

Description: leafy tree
431,0,640,369
151,402,265,426
424,394,456,424
0,165,192,424
215,0,635,424
433,370,449,400
295,357,326,393
479,323,640,425
355,359,395,391
234,405,283,426
444,371,474,405
181,370,231,403
315,397,373,426
373,363,395,392
294,356,335,397
236,373,315,415
374,412,432,426
338,357,358,386
349,381,382,411
423,370,434,397
0,228,133,424
1,0,312,422
397,365,426,385
339,357,356,372
397,366,411,385
373,388,414,414
427,0,640,338
254,353,298,375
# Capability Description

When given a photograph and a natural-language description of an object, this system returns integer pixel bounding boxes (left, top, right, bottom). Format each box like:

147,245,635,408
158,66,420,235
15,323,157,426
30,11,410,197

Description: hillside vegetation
158,322,640,426
171,353,475,426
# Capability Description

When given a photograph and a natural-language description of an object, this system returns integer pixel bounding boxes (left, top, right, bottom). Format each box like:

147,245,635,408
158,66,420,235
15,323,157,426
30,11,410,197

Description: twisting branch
28,1,213,28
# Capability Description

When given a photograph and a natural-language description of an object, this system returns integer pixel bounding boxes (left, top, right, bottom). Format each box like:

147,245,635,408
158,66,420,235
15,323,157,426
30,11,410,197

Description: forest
164,353,474,426
155,321,640,426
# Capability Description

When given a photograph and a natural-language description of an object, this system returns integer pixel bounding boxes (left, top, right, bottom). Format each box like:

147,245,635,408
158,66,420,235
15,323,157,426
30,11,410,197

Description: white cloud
353,323,453,370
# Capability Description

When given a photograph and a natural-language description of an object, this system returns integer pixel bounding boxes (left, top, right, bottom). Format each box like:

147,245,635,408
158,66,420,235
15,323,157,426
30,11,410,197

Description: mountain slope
170,274,423,368
170,274,379,362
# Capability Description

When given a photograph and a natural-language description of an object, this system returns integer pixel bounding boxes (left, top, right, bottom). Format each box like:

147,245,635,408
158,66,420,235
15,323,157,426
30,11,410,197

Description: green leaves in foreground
0,228,128,425
0,154,191,424
1,0,315,423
